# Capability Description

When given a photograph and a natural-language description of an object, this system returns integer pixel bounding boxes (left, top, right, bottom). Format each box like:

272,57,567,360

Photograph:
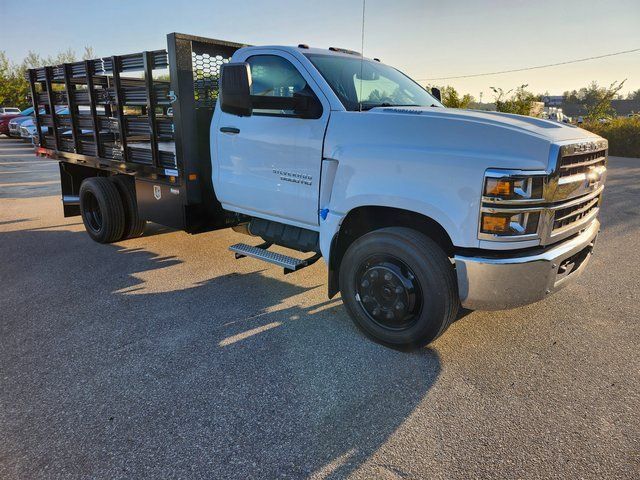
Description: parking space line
0,161,56,165
0,181,58,187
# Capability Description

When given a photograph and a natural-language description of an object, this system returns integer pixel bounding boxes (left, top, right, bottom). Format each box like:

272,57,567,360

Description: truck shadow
1,227,441,479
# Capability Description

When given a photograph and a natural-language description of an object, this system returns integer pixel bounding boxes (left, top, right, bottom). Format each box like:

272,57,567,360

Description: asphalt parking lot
0,136,638,479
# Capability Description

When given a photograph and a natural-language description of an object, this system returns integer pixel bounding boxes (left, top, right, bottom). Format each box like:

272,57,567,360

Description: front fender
318,194,462,262
319,111,553,262
318,157,482,262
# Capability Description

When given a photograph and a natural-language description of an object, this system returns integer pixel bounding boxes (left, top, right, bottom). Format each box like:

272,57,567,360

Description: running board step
229,243,321,274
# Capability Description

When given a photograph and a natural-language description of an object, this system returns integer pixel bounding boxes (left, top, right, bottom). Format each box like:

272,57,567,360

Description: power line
417,47,640,82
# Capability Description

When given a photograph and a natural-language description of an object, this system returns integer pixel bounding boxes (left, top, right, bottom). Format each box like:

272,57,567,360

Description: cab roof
236,45,375,61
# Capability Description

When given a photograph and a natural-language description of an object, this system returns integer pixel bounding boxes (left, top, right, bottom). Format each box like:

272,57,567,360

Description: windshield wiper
360,103,417,111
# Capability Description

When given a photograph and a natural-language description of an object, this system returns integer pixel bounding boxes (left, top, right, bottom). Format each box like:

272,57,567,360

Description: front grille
558,149,607,177
557,140,608,179
553,194,600,231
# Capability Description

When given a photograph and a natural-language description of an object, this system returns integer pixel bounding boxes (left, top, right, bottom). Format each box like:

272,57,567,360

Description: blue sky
1,0,638,98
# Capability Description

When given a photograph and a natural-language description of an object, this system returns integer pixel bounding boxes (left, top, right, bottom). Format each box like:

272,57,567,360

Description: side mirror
220,63,252,116
293,89,323,119
431,87,441,103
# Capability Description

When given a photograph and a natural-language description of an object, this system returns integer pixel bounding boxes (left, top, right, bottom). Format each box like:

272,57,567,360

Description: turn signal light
481,212,540,236
481,214,510,234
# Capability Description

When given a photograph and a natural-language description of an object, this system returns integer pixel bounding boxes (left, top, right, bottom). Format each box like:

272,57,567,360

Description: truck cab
29,34,607,348
210,44,605,345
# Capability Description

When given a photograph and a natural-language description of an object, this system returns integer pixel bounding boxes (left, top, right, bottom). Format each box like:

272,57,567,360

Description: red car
0,107,32,135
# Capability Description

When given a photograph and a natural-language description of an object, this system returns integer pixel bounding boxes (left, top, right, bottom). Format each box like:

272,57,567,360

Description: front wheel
339,227,459,348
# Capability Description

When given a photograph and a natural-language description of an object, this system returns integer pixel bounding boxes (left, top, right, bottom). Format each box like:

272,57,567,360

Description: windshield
305,53,442,111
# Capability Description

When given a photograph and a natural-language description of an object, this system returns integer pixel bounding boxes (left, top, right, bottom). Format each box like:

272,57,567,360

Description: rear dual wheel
108,175,146,239
79,177,125,243
339,227,459,348
79,176,145,243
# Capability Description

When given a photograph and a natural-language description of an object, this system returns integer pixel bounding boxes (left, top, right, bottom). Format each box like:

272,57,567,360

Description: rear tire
109,175,145,239
79,177,125,243
339,227,459,348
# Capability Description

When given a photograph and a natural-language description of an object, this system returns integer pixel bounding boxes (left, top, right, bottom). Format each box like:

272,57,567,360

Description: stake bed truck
28,33,607,347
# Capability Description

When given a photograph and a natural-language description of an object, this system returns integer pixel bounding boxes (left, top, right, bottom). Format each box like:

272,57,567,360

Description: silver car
19,118,40,142
8,115,34,137
0,107,21,114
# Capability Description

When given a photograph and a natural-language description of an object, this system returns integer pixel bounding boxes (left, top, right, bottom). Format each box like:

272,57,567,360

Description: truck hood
370,106,599,143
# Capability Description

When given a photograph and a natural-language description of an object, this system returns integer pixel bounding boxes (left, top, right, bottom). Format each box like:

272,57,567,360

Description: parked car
0,107,22,115
8,107,36,137
9,107,67,138
19,118,39,142
20,108,71,142
0,107,32,136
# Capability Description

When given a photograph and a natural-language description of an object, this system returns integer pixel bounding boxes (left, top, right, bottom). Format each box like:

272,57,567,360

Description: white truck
29,33,607,347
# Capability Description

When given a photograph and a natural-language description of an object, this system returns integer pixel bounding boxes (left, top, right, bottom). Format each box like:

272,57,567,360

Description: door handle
220,127,240,134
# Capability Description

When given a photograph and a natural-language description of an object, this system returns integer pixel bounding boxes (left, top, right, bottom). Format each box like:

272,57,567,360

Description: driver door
214,52,329,228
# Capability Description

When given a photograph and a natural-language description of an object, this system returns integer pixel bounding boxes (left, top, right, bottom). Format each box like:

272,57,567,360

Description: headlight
479,169,547,241
483,172,544,202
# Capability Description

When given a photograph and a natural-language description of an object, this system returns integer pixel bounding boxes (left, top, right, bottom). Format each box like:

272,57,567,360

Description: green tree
438,85,474,108
582,80,626,121
0,48,89,109
490,84,537,116
0,51,30,108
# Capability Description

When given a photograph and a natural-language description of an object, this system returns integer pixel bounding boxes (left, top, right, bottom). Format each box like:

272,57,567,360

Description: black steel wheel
79,177,125,244
340,227,459,347
355,255,422,331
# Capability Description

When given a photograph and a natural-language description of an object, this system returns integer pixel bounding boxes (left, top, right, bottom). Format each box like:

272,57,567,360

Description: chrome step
229,243,315,273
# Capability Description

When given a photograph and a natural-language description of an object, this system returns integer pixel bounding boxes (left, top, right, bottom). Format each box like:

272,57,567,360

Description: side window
247,55,316,116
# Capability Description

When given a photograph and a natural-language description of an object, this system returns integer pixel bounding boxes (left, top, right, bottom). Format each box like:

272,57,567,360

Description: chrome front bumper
454,219,599,310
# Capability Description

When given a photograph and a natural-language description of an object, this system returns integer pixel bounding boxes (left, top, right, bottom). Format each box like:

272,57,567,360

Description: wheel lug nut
386,311,394,320
361,279,369,288
373,307,380,316
395,286,403,294
395,302,404,310
363,295,371,303
370,271,378,279
384,273,392,281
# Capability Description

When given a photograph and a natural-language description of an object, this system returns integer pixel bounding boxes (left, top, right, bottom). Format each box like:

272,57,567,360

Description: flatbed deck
28,33,247,233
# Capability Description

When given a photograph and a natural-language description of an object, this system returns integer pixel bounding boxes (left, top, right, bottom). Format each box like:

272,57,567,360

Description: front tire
339,227,459,348
79,177,125,243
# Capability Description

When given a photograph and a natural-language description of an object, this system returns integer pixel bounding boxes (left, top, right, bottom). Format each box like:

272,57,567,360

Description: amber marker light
481,214,510,234
484,178,513,198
